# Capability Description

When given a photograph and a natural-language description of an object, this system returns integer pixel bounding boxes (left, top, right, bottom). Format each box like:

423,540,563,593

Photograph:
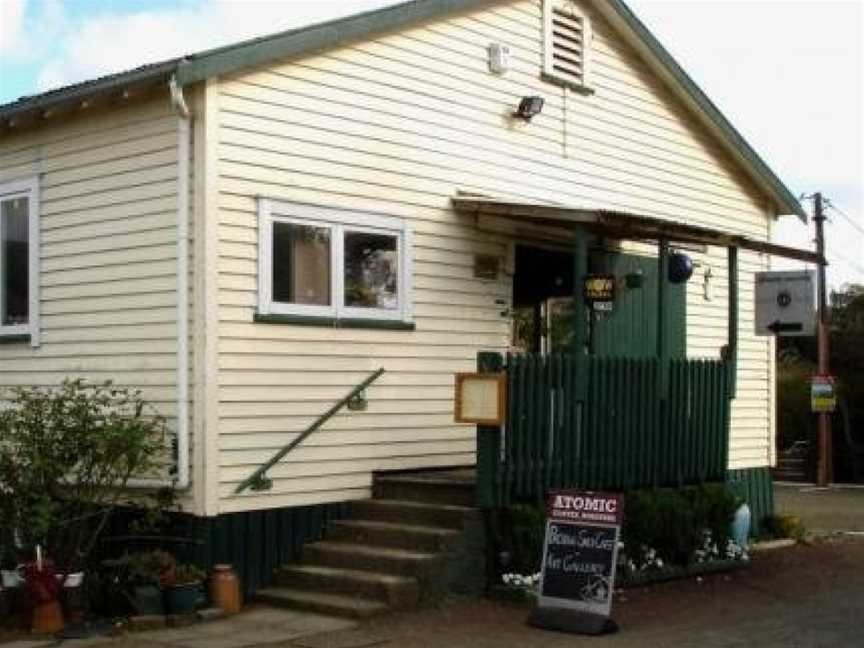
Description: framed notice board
538,490,624,617
454,372,507,426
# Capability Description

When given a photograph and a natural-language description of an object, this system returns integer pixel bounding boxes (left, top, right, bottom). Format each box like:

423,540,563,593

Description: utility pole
813,192,832,486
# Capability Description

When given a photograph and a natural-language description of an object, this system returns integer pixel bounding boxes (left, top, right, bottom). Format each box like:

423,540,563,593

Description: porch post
657,238,670,397
727,246,739,398
572,225,589,400
476,351,504,508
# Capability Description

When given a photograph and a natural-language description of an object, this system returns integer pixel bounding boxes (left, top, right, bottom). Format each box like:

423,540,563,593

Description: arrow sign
766,320,803,334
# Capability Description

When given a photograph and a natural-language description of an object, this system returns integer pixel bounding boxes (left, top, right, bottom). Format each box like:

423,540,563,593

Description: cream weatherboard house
0,0,811,604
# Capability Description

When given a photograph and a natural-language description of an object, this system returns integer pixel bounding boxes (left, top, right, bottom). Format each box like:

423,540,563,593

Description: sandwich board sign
529,490,623,634
755,270,816,337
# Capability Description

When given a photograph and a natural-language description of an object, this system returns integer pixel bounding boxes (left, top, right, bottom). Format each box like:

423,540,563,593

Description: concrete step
255,587,389,619
327,519,460,553
303,540,442,579
273,564,420,610
778,458,806,467
374,474,475,507
351,498,471,529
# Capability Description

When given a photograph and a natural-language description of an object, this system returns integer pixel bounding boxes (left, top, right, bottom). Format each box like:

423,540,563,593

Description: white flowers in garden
694,530,749,564
501,571,542,591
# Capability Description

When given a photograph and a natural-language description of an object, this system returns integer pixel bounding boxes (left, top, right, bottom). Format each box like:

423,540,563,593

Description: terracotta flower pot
209,564,242,615
32,599,64,634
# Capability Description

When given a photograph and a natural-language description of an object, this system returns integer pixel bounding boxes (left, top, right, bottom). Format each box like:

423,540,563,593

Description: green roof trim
1,0,804,220
601,0,807,221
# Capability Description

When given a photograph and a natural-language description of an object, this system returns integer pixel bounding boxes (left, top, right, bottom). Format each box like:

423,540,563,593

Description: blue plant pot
163,583,202,615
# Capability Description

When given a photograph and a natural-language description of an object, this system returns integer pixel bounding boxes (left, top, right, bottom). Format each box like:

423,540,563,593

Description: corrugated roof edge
0,0,805,221
0,59,180,120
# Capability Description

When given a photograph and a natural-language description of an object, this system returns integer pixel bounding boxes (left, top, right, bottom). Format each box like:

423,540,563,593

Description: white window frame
0,176,40,347
258,199,413,324
542,0,594,93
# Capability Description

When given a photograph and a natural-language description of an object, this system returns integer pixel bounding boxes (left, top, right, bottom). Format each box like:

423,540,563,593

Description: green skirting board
727,467,774,537
104,501,351,598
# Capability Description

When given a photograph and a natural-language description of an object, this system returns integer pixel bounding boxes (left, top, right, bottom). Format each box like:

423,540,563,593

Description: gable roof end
0,0,805,221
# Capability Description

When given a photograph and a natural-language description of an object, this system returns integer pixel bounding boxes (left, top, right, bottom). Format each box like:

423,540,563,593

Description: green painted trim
0,334,31,345
603,0,806,221
656,239,670,397
727,467,774,537
175,0,497,85
105,501,351,598
727,246,739,398
572,227,588,401
254,312,416,330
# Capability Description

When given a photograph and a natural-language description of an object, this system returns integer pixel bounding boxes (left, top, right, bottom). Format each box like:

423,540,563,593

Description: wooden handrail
234,367,386,494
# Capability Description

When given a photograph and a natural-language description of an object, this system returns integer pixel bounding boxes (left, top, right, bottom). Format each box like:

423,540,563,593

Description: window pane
344,231,399,310
1,197,29,326
272,222,331,306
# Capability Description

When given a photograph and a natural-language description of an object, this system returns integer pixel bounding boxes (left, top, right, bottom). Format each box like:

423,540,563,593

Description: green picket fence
477,353,730,507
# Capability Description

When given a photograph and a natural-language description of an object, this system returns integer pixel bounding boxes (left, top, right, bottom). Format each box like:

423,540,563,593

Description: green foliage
124,550,176,587
500,485,739,574
507,504,546,574
779,284,864,476
622,484,738,566
173,563,205,586
764,515,807,541
777,357,817,451
0,379,167,571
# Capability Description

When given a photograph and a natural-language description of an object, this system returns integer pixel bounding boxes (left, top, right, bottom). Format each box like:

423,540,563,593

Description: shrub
505,504,546,574
498,484,740,577
622,484,739,566
0,379,167,574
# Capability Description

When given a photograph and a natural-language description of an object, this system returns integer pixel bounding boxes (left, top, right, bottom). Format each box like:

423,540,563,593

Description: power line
827,251,864,277
825,200,864,237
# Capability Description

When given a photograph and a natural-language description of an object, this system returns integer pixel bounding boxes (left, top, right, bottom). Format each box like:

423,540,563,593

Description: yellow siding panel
0,95,186,492
213,0,775,508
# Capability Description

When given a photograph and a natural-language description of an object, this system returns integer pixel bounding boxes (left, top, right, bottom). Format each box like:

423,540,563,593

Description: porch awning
451,194,821,264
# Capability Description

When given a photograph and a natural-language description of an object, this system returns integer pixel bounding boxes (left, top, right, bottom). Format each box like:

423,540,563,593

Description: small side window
258,199,413,325
0,177,39,346
542,0,594,92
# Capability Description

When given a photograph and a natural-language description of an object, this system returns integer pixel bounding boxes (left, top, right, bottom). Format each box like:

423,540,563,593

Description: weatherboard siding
213,0,774,511
0,95,194,498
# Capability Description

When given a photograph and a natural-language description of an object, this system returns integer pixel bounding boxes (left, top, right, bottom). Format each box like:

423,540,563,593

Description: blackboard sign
538,490,623,617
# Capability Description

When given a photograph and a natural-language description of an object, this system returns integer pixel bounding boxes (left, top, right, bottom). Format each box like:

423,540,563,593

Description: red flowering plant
22,559,61,605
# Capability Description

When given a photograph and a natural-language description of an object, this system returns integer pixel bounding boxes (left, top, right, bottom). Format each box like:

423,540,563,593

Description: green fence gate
477,353,731,507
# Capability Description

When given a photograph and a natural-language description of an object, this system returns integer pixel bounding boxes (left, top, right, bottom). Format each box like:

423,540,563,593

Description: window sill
540,71,595,96
0,334,31,345
254,313,416,331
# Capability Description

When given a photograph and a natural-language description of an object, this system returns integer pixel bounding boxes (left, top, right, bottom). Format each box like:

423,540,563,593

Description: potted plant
23,557,63,634
123,550,176,616
1,549,23,590
163,564,205,615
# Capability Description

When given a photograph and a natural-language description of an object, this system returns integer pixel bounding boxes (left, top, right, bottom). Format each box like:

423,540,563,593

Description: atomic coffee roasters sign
538,490,624,618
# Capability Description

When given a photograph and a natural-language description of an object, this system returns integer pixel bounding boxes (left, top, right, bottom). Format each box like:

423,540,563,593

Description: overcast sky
1,0,861,288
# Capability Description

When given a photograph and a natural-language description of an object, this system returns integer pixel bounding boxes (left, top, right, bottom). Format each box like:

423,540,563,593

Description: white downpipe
171,75,191,490
128,77,191,490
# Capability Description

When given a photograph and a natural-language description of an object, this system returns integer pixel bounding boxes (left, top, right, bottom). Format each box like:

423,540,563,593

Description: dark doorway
511,243,687,357
512,245,574,353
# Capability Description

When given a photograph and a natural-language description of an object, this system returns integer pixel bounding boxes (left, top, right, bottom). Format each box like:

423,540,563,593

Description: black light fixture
514,96,544,121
